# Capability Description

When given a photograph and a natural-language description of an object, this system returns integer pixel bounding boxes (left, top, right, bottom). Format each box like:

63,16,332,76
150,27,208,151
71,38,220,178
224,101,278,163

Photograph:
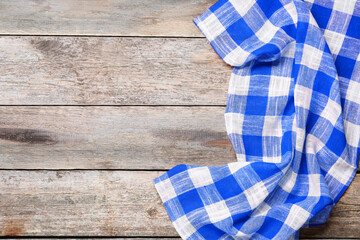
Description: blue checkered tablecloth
154,0,360,239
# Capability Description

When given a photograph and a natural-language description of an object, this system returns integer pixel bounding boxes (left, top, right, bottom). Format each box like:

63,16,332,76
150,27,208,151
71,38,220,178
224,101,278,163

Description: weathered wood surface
0,0,215,36
0,171,359,238
0,106,235,169
0,36,230,105
0,1,358,239
1,237,345,240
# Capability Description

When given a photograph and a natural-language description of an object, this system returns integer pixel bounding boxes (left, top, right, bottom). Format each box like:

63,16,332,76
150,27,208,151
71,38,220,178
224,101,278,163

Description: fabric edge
153,173,189,240
308,164,358,227
151,4,224,239
193,9,227,63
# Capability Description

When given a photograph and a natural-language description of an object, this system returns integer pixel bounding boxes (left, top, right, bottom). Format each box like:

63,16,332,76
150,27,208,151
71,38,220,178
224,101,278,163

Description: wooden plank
0,106,235,169
1,239,342,240
0,171,359,238
0,36,230,105
0,0,215,36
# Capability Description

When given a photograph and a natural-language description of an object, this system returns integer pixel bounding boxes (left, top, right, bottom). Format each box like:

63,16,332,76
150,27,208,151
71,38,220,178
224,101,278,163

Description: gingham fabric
154,0,360,239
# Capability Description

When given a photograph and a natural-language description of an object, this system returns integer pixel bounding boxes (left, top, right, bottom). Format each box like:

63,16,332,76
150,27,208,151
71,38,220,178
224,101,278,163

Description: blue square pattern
257,217,284,239
266,96,293,116
154,0,360,239
243,135,264,157
326,127,347,157
245,96,269,115
251,61,273,75
242,114,265,136
338,36,360,60
246,75,271,97
346,15,360,39
335,55,357,79
226,17,255,45
215,175,243,199
197,224,226,239
214,1,242,29
225,94,248,113
310,4,332,29
178,189,205,214
354,1,360,17
209,0,228,12
256,0,284,19
312,71,334,97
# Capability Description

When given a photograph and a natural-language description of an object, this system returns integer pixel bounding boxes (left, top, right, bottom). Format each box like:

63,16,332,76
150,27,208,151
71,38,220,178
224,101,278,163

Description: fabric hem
193,11,226,63
153,173,190,240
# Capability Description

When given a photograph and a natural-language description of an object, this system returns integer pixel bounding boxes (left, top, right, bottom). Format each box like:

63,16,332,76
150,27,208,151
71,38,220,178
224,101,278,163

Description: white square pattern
228,74,251,96
228,161,251,174
229,0,256,17
308,174,321,197
251,202,271,217
279,170,298,193
324,30,346,55
295,84,313,110
320,98,341,126
155,178,177,202
295,127,306,151
243,181,269,209
262,116,283,137
255,20,278,43
225,112,245,134
301,44,324,70
283,2,298,27
332,0,356,15
173,215,197,239
282,41,296,58
305,134,325,155
188,167,214,188
285,205,310,230
327,157,356,185
261,156,282,163
197,13,226,42
268,76,292,97
344,119,360,147
205,200,232,223
224,46,251,66
346,80,360,104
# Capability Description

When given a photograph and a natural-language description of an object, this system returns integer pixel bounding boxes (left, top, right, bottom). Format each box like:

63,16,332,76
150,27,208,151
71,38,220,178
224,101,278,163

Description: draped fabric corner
154,0,360,239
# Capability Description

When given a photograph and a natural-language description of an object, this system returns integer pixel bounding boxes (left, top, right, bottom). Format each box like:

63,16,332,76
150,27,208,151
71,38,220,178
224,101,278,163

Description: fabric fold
154,0,360,239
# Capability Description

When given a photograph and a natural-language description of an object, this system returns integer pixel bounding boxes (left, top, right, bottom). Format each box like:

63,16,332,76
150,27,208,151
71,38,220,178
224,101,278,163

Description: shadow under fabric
154,0,360,239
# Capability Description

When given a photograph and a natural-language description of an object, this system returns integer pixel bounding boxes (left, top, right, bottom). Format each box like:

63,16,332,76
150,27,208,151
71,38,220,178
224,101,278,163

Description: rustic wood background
0,0,359,239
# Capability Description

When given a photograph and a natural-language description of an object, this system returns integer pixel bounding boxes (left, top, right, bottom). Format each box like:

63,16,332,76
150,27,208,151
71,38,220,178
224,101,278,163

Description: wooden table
0,0,359,239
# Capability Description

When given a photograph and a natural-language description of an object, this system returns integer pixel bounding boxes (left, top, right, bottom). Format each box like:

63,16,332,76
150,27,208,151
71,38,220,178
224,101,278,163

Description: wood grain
0,171,359,238
0,239,344,240
0,0,215,37
0,106,235,169
0,36,230,105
